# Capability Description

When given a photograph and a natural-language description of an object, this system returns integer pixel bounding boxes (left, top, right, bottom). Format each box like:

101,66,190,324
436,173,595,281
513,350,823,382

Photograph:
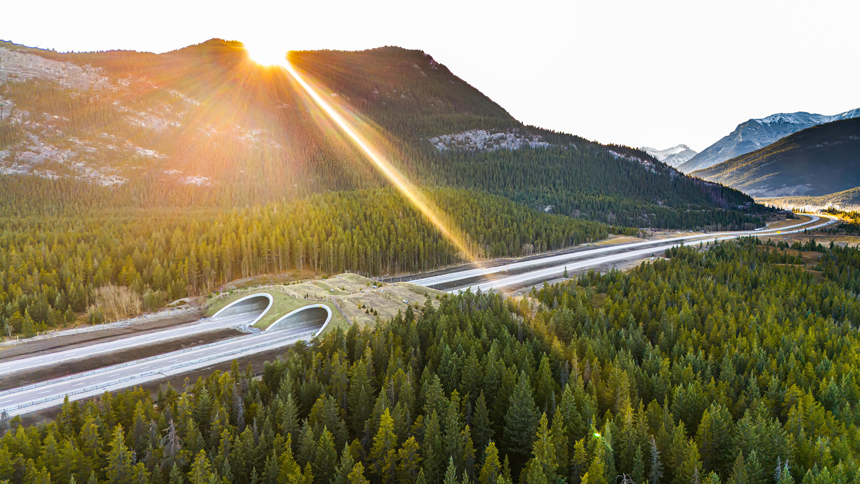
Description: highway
0,215,832,416
0,311,261,377
0,312,327,416
409,215,835,293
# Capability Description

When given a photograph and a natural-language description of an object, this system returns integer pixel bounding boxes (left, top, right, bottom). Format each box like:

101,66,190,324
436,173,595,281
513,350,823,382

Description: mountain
693,117,860,197
640,144,697,167
679,108,860,172
0,39,761,229
762,187,860,211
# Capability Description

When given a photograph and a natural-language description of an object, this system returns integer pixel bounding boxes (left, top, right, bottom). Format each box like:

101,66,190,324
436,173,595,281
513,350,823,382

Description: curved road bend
452,215,835,293
0,313,326,416
0,311,260,377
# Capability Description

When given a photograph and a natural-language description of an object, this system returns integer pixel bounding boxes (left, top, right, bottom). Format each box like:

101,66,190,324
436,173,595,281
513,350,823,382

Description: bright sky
5,0,859,152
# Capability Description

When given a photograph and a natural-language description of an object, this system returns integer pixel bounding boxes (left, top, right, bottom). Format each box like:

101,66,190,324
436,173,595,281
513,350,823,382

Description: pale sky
4,0,859,151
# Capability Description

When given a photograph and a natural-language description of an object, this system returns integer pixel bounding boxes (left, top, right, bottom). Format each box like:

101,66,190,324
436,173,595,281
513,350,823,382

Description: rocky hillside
693,117,860,197
0,39,762,228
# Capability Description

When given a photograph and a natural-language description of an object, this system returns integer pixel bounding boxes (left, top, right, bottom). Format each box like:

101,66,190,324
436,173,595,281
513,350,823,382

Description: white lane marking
412,216,825,287
0,312,258,376
454,216,836,293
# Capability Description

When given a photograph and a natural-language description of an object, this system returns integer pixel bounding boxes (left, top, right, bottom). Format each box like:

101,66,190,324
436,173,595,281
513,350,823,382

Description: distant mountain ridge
761,187,860,211
640,144,697,167
679,108,860,172
693,117,860,198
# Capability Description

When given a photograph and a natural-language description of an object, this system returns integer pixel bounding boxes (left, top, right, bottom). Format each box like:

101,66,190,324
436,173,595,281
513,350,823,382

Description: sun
246,42,286,66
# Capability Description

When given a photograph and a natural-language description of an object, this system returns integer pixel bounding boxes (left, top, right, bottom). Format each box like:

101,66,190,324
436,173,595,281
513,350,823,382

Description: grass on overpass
205,273,445,335
205,290,347,333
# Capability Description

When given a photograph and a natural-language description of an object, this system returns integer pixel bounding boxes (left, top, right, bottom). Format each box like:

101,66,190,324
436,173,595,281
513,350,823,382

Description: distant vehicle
755,227,766,231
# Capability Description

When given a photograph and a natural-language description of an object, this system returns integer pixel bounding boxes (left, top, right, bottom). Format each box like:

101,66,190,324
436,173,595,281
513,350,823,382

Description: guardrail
0,325,319,414
0,326,250,398
0,307,200,347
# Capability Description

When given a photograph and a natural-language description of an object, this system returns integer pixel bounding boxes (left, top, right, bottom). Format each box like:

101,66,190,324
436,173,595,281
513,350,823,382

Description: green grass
206,273,445,337
205,289,348,335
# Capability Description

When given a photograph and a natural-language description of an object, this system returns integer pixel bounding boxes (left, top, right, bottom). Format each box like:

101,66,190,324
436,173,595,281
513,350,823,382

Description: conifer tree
479,442,502,484
531,413,557,481
314,428,337,484
371,408,398,483
397,436,422,484
503,372,539,469
105,425,134,484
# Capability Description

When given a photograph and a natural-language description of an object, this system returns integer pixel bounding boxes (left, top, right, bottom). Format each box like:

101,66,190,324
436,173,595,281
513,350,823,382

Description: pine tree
503,372,539,469
168,464,184,484
347,462,369,484
314,428,337,484
479,442,502,484
298,423,317,468
336,443,356,484
370,408,398,484
188,450,213,484
727,454,748,484
398,436,422,484
677,438,703,484
443,458,458,484
531,413,557,481
572,438,588,484
105,425,134,484
632,444,645,484
472,392,493,452
522,459,547,484
423,411,444,482
696,404,733,477
584,433,606,484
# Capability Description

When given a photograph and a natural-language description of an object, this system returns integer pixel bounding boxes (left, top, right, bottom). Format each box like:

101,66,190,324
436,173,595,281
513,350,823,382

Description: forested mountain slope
0,38,767,333
2,239,859,483
694,118,860,197
0,39,760,226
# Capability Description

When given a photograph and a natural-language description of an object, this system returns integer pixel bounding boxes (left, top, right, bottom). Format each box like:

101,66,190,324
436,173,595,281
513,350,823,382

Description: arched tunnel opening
267,305,331,338
213,294,272,320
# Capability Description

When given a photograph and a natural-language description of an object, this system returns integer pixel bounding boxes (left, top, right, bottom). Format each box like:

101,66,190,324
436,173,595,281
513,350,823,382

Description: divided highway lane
0,311,259,377
408,217,823,289
0,317,324,416
454,215,836,294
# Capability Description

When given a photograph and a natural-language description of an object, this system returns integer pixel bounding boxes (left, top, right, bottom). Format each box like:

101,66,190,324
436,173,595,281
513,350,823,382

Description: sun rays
244,44,479,263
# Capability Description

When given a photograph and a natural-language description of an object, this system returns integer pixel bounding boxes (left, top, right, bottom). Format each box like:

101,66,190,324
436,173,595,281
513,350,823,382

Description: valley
0,22,859,484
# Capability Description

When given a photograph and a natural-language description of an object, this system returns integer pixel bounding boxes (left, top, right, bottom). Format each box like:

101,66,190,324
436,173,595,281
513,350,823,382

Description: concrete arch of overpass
212,293,273,328
266,304,332,339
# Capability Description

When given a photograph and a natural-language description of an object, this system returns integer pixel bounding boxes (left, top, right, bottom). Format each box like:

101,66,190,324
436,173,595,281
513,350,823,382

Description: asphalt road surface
0,215,831,416
0,311,261,377
0,312,327,416
410,215,834,293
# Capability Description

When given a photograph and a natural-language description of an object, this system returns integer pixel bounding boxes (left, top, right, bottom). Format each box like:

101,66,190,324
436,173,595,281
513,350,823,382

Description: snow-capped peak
640,144,698,167
754,108,860,126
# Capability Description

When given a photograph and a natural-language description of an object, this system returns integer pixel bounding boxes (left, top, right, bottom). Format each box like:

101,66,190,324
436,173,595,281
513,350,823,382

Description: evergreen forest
1,239,859,483
0,188,618,338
